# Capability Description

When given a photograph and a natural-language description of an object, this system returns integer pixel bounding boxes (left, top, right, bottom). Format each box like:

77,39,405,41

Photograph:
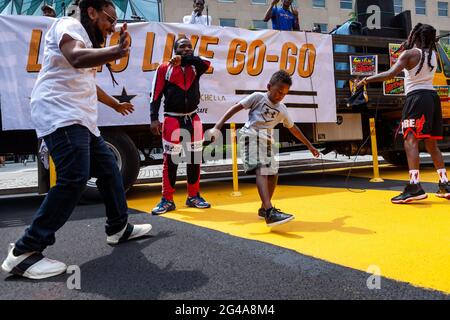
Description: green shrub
442,43,450,58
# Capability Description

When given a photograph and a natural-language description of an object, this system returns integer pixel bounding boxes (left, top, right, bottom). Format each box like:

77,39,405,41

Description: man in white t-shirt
183,0,212,26
1,0,152,280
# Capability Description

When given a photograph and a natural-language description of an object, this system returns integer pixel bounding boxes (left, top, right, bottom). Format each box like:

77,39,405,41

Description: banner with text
389,43,402,67
349,55,378,76
383,78,405,96
0,16,336,131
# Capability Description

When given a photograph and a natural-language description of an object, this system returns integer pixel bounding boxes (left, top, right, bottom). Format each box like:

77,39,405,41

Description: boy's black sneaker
258,208,265,220
265,208,294,227
391,183,428,204
436,181,450,199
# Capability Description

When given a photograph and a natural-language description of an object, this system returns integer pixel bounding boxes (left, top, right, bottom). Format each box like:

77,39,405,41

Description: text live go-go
26,31,317,78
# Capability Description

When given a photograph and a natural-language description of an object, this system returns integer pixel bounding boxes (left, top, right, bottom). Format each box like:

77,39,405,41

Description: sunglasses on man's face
102,10,117,25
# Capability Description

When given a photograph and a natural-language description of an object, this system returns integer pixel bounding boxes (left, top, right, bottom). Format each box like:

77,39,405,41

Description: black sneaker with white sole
265,208,294,227
436,181,450,199
258,208,265,220
391,183,428,204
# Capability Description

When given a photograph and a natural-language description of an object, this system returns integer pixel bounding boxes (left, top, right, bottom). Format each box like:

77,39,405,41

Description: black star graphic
113,87,137,103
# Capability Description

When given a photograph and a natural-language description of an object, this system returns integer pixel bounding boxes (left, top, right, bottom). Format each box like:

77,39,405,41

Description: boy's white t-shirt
30,17,100,138
238,92,294,141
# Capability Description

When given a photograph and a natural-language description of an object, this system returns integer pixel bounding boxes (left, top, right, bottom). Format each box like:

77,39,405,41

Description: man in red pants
150,37,211,215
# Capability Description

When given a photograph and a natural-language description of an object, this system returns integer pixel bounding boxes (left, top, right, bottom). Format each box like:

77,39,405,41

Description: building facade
161,0,450,44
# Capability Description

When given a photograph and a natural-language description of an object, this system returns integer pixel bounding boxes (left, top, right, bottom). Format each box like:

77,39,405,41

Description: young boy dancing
208,70,320,226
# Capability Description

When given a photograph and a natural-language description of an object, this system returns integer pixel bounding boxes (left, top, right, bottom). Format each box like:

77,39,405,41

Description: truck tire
81,131,140,203
381,151,408,166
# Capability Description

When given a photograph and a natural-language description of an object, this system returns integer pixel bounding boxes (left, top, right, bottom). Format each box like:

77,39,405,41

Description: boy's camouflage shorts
239,133,279,176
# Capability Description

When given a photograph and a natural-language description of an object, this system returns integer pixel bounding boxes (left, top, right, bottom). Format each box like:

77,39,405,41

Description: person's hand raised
117,22,130,57
169,55,182,66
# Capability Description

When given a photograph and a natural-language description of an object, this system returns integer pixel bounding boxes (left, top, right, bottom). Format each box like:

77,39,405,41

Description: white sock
409,170,420,184
437,168,449,183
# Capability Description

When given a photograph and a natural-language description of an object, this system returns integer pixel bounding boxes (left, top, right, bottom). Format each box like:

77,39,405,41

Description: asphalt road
0,169,449,300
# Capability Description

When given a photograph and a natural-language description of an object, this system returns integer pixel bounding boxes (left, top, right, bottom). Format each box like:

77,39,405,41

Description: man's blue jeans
15,124,128,253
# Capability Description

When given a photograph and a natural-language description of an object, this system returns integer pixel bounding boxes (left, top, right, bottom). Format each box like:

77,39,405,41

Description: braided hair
400,23,423,51
79,0,118,85
399,23,438,75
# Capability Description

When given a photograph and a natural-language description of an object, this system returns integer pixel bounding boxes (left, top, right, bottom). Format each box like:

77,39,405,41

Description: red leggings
162,114,203,200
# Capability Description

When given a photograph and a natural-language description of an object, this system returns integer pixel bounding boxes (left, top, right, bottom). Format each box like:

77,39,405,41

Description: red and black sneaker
391,183,428,204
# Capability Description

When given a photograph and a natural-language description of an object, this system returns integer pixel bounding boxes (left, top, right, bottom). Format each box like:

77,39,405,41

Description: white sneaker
106,223,152,245
1,244,67,280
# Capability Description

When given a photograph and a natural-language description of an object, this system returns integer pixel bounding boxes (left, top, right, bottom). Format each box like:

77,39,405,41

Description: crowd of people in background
38,0,311,32
180,0,306,32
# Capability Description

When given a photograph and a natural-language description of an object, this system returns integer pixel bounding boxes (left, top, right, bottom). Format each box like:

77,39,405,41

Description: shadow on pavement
4,230,209,299
78,231,209,299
